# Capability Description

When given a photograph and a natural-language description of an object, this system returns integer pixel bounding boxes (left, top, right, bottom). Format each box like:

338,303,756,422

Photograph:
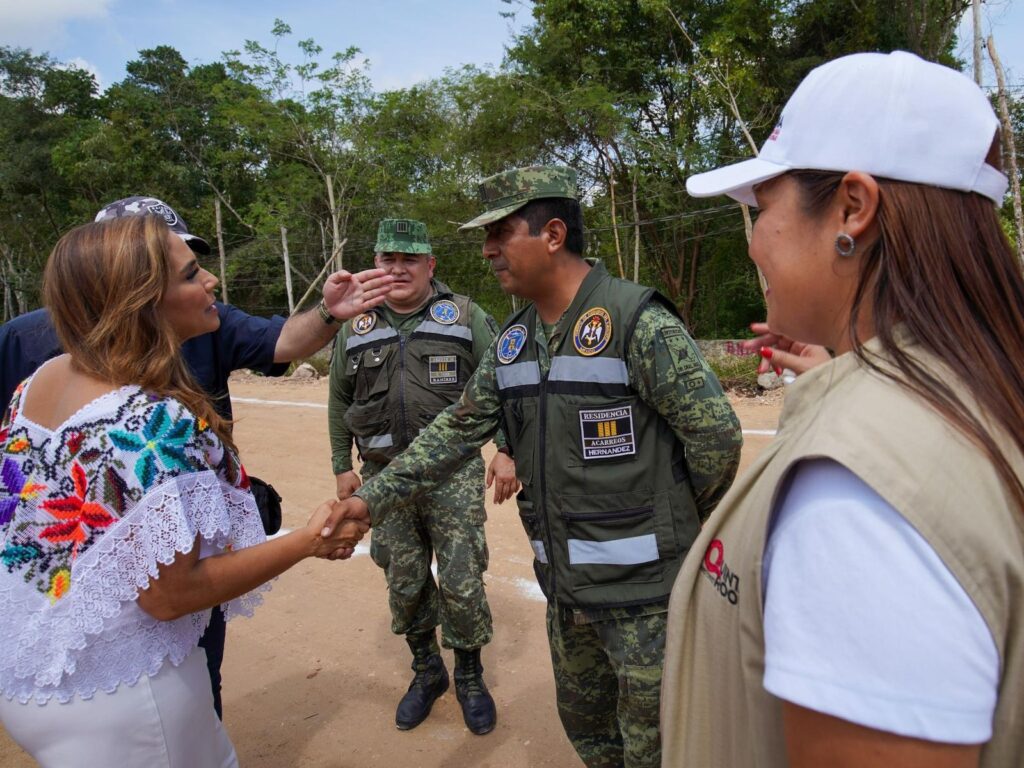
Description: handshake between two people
304,497,372,561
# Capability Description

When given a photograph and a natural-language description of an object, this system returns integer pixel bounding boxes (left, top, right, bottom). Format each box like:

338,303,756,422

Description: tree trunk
214,197,229,304
972,0,984,85
281,226,295,314
631,168,641,283
987,36,1024,265
325,173,342,272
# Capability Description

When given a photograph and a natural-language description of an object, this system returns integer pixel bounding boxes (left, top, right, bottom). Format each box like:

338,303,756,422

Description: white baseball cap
686,51,1008,206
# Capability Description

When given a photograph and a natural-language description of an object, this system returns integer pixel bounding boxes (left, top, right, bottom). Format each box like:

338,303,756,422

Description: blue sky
0,0,1021,93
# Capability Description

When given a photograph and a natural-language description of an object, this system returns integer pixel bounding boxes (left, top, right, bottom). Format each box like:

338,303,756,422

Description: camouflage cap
94,196,211,255
374,218,432,255
458,166,578,231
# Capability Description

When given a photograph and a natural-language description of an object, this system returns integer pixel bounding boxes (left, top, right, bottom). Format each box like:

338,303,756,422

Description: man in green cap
327,218,517,735
324,173,743,766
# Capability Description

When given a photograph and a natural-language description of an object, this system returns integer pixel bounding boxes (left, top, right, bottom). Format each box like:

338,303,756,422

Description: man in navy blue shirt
0,196,392,718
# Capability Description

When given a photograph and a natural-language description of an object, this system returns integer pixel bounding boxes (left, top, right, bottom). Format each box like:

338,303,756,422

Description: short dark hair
515,197,585,256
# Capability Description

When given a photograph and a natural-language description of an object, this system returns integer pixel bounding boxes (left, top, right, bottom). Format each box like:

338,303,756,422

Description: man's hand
739,322,832,377
486,452,520,504
320,496,371,542
306,499,369,559
322,268,394,321
336,470,362,500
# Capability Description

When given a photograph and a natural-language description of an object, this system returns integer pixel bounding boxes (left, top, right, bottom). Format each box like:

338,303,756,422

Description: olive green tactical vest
342,284,475,464
495,262,702,608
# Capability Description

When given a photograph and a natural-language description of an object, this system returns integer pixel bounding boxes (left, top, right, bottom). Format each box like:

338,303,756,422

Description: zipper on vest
398,334,410,444
560,506,654,522
538,376,558,601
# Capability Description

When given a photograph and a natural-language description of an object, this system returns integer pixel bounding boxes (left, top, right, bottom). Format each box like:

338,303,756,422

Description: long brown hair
43,216,236,453
790,167,1024,513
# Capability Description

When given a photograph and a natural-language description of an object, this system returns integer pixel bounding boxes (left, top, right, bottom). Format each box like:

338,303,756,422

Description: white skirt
0,649,238,768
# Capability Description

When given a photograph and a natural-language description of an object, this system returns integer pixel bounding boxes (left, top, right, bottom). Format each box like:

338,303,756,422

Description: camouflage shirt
356,298,742,521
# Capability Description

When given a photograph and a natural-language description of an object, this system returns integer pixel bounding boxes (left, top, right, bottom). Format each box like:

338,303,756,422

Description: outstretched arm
273,269,394,363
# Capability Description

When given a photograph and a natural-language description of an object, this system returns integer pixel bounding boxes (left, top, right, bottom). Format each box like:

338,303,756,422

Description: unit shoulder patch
430,299,460,325
352,313,377,335
497,324,528,364
573,307,612,356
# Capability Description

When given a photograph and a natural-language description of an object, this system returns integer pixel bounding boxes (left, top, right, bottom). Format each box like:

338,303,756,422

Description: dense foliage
2,2,1016,336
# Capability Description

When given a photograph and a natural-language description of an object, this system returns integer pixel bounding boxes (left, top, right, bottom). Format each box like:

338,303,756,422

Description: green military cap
375,218,432,254
458,166,578,231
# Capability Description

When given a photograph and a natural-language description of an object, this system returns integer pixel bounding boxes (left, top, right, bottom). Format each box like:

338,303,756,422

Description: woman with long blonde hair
0,216,368,766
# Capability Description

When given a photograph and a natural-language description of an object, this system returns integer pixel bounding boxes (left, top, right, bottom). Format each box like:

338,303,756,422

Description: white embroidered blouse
0,377,268,704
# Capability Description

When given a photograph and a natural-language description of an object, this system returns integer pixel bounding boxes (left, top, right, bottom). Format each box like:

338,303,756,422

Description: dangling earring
835,233,856,257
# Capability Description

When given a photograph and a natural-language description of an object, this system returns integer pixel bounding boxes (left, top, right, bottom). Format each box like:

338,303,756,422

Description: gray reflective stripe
345,327,398,353
549,356,629,384
567,534,659,565
356,434,394,449
531,540,548,564
415,320,473,341
496,361,541,390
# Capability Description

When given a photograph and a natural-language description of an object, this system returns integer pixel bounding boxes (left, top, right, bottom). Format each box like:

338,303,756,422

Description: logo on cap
146,202,179,227
352,313,377,335
497,324,528,364
573,308,611,356
430,300,460,325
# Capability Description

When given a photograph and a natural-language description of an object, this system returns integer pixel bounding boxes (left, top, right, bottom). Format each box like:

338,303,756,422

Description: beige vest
661,337,1024,766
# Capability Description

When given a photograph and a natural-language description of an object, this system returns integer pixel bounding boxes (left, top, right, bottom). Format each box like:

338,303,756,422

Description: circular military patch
430,299,460,325
497,324,528,364
352,312,377,335
573,307,612,356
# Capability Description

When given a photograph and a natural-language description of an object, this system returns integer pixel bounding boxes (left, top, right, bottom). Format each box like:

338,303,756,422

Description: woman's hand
306,499,367,559
740,322,832,377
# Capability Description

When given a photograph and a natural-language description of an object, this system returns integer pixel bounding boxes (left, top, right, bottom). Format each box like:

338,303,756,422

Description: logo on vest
701,539,739,606
497,324,528,364
352,313,377,335
578,406,636,460
430,300,460,325
573,307,611,356
429,355,458,385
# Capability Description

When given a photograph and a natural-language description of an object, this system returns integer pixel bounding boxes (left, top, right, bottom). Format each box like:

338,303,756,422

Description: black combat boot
395,631,449,730
453,647,496,735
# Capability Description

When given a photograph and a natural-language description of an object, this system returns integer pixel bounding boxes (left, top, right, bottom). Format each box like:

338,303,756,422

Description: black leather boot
395,631,449,730
454,647,496,735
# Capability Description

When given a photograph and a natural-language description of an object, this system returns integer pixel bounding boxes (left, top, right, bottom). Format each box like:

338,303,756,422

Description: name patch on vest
430,300,460,325
573,307,612,356
578,406,636,460
429,355,458,385
497,324,528,364
352,313,377,335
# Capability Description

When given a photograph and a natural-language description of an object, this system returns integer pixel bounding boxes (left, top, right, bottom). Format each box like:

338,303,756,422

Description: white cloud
0,0,114,48
63,56,104,90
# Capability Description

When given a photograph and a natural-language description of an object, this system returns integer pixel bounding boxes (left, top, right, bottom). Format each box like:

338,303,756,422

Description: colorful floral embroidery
108,403,195,488
39,462,115,559
47,568,71,602
0,387,239,602
1,457,46,525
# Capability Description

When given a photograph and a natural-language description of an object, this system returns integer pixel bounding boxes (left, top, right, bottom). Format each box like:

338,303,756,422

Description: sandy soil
0,376,782,768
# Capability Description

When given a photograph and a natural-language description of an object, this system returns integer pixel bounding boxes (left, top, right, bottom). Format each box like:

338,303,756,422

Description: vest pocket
559,503,664,591
353,346,392,400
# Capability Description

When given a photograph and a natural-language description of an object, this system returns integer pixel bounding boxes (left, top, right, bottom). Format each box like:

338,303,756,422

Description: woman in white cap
661,51,1024,767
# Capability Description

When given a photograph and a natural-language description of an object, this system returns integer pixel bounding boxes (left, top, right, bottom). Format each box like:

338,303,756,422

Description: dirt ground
0,375,782,768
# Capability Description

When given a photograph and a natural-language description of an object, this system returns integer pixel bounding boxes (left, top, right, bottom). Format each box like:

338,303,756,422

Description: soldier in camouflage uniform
328,218,517,735
325,172,743,767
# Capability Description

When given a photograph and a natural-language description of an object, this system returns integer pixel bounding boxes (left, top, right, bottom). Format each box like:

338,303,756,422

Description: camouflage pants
545,601,666,768
365,456,492,650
